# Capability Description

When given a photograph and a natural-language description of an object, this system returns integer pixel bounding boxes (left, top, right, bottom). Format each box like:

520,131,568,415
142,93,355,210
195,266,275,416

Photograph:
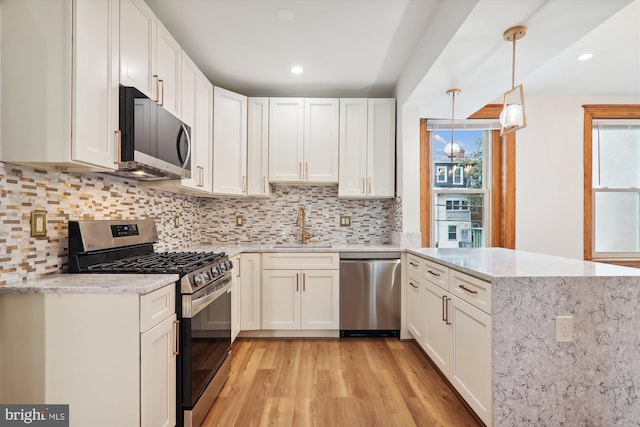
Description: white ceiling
146,0,640,118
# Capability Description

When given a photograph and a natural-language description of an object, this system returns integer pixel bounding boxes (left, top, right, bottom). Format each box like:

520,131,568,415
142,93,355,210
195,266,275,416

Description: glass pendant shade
500,84,526,135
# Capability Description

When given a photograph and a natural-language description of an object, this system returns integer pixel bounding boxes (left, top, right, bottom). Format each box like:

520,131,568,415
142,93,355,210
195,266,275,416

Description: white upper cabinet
121,0,181,119
269,98,305,182
155,20,181,118
247,98,271,197
304,99,340,182
1,0,119,172
213,87,248,195
120,0,156,98
192,71,214,193
269,98,339,183
339,98,396,198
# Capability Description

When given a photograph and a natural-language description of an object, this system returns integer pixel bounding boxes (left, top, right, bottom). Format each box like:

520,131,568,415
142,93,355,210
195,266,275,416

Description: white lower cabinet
239,253,262,330
231,254,242,342
423,280,454,376
0,284,177,427
406,255,492,427
450,295,492,425
262,253,339,330
406,272,425,342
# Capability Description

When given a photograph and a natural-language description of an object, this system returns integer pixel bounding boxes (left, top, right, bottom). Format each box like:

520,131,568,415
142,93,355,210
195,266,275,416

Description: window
453,166,464,185
590,118,640,259
448,225,457,240
436,166,447,183
430,126,490,249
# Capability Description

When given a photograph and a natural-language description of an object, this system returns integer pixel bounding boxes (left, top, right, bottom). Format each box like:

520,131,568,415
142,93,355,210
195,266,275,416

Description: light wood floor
203,338,482,427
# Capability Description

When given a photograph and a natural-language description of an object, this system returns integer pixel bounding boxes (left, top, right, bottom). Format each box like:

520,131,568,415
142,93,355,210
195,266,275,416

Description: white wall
516,94,639,259
399,104,421,233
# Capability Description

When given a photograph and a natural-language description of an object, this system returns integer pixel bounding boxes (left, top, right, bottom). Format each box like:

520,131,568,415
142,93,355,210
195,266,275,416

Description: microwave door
156,107,191,170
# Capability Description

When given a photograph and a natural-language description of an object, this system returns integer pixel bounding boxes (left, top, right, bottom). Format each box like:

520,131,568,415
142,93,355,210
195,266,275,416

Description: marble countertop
0,273,179,295
191,243,403,258
408,247,640,281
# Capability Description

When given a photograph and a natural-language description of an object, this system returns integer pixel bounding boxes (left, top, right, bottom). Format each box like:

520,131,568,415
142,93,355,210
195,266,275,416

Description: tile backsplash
0,162,401,285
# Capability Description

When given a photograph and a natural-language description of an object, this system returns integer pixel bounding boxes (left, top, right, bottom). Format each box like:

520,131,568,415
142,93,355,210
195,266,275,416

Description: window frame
452,166,464,185
420,104,516,249
583,104,640,266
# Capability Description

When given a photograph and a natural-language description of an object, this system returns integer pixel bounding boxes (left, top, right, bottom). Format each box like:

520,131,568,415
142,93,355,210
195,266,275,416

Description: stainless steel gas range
68,218,232,427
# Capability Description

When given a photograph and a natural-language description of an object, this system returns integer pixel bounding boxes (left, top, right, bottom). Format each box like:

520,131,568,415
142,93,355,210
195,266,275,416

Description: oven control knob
194,273,204,286
219,263,227,273
227,260,234,270
211,266,220,277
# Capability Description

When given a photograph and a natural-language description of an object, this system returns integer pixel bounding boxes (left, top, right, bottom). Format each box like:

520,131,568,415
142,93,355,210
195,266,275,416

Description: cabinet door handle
305,162,309,180
114,130,122,164
303,273,306,291
368,177,372,194
159,79,164,106
173,319,180,356
361,177,365,194
427,270,441,278
242,175,246,193
299,162,302,180
236,259,241,277
409,262,419,267
442,295,447,322
153,75,159,102
445,296,451,325
459,284,478,295
263,176,266,193
409,281,418,289
296,273,299,292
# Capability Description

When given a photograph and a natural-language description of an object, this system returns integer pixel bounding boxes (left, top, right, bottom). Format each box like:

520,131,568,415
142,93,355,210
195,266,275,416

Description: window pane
592,124,640,188
594,191,640,253
434,193,485,248
432,129,485,189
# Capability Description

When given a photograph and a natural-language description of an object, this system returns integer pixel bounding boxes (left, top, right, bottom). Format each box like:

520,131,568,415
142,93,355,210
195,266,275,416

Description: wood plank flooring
202,338,482,427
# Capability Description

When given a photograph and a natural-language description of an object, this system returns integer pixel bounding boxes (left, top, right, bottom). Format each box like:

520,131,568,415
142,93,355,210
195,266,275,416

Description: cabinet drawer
423,259,449,290
450,270,491,314
262,252,339,270
140,284,176,333
407,254,422,276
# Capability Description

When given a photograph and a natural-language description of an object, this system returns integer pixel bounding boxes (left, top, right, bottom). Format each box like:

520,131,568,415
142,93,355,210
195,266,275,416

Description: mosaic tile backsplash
0,162,401,285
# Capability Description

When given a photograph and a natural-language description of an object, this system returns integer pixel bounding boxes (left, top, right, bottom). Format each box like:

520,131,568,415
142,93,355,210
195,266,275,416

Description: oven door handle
189,276,232,318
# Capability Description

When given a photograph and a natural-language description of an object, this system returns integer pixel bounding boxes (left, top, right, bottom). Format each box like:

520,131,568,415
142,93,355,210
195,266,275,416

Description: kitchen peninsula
407,247,640,426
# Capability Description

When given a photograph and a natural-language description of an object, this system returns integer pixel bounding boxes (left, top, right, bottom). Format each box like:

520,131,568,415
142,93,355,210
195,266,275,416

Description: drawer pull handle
296,273,299,292
459,285,478,295
427,270,441,277
409,262,419,267
444,296,451,325
441,295,447,322
409,281,418,289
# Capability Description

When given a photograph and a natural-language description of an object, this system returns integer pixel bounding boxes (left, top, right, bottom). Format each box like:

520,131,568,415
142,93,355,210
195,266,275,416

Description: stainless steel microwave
113,86,191,181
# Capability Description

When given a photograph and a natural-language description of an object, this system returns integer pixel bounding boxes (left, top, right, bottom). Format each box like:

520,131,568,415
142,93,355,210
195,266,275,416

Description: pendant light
444,88,462,162
500,25,527,136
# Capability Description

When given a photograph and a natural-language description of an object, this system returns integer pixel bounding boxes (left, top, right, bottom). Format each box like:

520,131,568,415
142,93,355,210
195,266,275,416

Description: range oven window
182,285,231,408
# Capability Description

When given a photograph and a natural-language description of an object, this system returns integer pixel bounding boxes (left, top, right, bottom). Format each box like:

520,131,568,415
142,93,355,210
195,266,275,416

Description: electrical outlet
30,211,47,237
340,216,351,227
173,216,180,228
235,215,244,226
556,315,573,342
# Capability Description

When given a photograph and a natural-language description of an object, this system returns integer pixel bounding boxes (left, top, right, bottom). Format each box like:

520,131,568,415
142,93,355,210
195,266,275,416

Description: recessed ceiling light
577,53,593,61
276,9,294,22
291,66,303,75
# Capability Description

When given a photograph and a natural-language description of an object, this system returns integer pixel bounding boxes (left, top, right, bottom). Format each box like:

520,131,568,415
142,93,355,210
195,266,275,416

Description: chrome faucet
296,207,314,244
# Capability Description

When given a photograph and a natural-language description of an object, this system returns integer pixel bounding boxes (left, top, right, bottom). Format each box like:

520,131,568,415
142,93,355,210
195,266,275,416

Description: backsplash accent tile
199,185,398,245
0,163,402,285
0,162,201,285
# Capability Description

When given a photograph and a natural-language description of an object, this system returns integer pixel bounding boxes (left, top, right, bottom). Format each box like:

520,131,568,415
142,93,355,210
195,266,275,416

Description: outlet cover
173,216,180,228
235,215,244,226
30,211,47,237
340,216,351,227
556,315,573,342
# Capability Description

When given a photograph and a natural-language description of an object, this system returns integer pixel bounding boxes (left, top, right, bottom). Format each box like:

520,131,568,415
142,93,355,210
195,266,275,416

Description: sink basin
272,243,332,248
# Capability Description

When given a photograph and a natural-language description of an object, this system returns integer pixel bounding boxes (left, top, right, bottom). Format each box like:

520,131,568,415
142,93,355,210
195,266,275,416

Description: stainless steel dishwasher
339,252,401,337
